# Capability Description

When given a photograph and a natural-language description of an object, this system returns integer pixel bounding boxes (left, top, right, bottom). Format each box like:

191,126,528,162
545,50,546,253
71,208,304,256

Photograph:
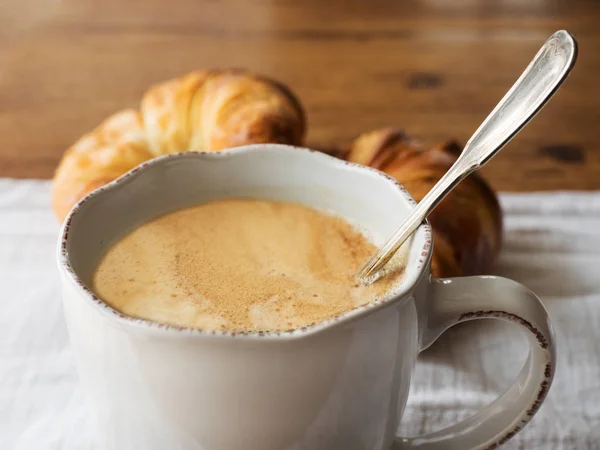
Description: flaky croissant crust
344,128,503,278
51,69,305,220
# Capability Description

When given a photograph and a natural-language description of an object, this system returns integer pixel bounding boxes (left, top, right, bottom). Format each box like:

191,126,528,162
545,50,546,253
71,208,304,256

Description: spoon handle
359,30,578,283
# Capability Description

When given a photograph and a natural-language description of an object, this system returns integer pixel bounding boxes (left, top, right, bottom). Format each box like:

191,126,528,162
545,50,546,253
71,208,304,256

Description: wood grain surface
0,0,598,190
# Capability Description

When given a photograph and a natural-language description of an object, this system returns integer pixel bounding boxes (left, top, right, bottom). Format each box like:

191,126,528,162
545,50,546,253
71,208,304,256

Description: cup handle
393,275,555,450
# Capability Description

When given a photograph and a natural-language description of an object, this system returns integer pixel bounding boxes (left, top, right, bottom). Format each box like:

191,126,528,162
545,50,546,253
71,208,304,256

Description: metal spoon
358,29,578,284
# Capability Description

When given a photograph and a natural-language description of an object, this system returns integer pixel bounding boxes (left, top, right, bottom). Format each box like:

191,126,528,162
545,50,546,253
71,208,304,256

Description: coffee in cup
92,198,404,332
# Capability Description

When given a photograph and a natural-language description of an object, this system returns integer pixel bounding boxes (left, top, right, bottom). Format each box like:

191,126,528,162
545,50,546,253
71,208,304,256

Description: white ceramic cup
57,145,555,450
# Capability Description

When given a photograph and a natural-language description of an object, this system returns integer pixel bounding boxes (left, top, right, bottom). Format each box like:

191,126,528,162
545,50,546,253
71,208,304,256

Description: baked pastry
346,128,502,278
52,69,305,220
51,69,500,278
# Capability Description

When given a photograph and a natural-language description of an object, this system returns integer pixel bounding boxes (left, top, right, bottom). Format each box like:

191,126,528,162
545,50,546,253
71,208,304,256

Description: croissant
52,70,501,278
51,69,305,220
345,128,502,278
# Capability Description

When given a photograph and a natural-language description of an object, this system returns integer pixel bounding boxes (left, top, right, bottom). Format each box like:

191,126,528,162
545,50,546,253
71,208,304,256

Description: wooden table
0,0,598,191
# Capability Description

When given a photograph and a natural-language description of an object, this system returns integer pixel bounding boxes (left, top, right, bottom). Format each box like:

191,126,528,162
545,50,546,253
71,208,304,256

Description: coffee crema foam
92,199,404,332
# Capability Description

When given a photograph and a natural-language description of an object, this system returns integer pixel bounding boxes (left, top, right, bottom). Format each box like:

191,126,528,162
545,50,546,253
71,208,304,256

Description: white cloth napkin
1,179,600,450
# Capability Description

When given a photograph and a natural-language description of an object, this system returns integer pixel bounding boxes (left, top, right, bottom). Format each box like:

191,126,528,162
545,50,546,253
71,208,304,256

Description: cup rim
57,144,433,340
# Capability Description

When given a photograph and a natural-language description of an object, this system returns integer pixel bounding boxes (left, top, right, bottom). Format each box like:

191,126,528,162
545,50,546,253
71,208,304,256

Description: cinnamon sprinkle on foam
92,199,404,331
